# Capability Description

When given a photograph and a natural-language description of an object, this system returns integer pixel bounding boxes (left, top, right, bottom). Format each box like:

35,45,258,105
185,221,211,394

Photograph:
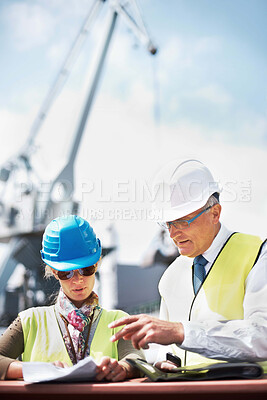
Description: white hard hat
152,159,221,222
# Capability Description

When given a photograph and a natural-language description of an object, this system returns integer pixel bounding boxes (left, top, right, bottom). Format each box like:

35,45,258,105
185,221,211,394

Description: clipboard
126,358,263,381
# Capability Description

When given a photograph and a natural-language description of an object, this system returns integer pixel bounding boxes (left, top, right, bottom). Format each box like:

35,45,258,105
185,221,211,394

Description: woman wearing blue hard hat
0,215,143,381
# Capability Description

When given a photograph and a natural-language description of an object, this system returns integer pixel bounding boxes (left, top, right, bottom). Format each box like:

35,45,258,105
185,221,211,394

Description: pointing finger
108,315,139,329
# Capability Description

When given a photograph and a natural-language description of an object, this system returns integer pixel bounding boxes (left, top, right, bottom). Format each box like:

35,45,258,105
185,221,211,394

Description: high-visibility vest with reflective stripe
20,306,127,365
159,233,267,371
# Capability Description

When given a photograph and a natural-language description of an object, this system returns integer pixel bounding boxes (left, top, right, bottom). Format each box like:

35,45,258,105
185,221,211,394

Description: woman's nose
72,270,83,281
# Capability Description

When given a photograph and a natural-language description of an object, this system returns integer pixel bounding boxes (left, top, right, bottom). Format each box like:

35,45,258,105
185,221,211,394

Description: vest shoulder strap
190,232,263,321
209,232,263,276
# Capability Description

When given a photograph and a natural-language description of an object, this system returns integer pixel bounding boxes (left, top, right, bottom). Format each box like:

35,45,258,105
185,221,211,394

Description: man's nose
169,224,182,239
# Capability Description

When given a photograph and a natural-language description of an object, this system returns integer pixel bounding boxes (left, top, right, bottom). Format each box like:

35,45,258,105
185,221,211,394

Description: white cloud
193,36,222,55
106,27,134,70
159,34,222,79
190,84,233,105
3,3,56,51
239,114,267,144
0,109,33,161
0,87,266,264
46,42,68,66
0,4,265,264
159,36,191,70
36,0,92,19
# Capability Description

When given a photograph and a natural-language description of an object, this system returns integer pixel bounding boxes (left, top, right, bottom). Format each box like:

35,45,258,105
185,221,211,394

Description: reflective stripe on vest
20,306,127,365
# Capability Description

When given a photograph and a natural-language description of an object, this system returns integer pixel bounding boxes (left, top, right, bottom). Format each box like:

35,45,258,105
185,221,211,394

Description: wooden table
1,377,267,400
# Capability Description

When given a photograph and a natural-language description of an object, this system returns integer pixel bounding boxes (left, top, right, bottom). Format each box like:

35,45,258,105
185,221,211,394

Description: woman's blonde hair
44,263,54,279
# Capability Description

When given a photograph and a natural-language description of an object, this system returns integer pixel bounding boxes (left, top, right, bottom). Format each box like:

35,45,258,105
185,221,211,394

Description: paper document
22,356,97,383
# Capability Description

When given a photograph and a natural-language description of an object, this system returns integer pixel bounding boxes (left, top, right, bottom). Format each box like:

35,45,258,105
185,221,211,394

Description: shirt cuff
178,321,203,350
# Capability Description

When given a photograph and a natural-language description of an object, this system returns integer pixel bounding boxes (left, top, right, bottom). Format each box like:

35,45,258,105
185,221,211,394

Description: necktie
193,255,208,294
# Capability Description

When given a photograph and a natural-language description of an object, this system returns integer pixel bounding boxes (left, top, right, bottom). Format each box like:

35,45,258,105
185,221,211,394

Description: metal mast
0,0,157,324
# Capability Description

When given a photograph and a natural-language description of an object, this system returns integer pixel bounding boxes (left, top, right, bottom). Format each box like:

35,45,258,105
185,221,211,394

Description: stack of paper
22,356,97,383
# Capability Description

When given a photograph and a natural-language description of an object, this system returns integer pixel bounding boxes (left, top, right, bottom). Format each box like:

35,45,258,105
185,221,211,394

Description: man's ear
211,203,221,224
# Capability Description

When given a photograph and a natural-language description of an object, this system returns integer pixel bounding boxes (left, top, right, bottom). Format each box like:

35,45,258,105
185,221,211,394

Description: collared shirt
179,224,267,361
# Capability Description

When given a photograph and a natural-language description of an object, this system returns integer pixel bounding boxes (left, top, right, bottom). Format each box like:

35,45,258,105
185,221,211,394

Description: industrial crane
0,0,157,324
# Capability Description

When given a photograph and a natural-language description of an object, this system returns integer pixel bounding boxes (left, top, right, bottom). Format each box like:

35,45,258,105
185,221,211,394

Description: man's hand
155,360,178,371
108,314,184,349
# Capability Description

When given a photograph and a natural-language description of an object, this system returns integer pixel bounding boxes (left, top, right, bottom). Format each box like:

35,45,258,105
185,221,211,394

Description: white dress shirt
178,224,267,361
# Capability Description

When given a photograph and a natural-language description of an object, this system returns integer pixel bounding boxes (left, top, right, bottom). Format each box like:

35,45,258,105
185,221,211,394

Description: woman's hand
6,361,23,379
52,360,70,368
95,356,129,382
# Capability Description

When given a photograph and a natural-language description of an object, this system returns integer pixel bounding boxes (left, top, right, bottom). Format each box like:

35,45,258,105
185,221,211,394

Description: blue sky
1,0,267,142
0,0,266,262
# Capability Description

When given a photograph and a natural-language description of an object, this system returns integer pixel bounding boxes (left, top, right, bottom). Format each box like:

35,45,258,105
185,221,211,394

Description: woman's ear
51,267,59,280
44,264,58,280
94,262,98,273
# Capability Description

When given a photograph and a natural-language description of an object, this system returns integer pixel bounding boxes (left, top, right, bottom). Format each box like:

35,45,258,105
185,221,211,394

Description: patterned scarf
55,288,101,364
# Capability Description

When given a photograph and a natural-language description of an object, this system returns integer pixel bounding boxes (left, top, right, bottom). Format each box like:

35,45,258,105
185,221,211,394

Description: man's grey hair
204,193,220,209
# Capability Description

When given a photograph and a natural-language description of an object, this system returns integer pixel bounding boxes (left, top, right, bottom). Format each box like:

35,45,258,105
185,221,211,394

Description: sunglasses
56,265,97,281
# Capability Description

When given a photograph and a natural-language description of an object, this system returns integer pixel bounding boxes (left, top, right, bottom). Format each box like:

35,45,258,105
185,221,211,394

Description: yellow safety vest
20,306,127,365
160,233,267,371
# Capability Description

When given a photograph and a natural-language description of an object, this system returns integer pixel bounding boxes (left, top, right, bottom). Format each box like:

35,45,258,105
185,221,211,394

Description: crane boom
0,0,157,325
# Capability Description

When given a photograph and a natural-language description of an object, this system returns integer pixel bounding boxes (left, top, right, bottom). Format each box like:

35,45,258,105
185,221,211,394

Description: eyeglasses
56,265,97,281
160,206,212,230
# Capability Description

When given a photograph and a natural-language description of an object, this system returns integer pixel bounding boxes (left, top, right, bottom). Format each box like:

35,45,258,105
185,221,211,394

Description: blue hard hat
41,215,101,271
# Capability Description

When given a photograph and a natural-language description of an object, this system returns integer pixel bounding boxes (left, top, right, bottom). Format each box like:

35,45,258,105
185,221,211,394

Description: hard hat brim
152,159,221,223
155,188,221,222
160,198,208,222
43,246,101,271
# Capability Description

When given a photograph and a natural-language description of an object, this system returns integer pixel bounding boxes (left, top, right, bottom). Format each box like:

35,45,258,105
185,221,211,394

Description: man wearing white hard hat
109,159,267,372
